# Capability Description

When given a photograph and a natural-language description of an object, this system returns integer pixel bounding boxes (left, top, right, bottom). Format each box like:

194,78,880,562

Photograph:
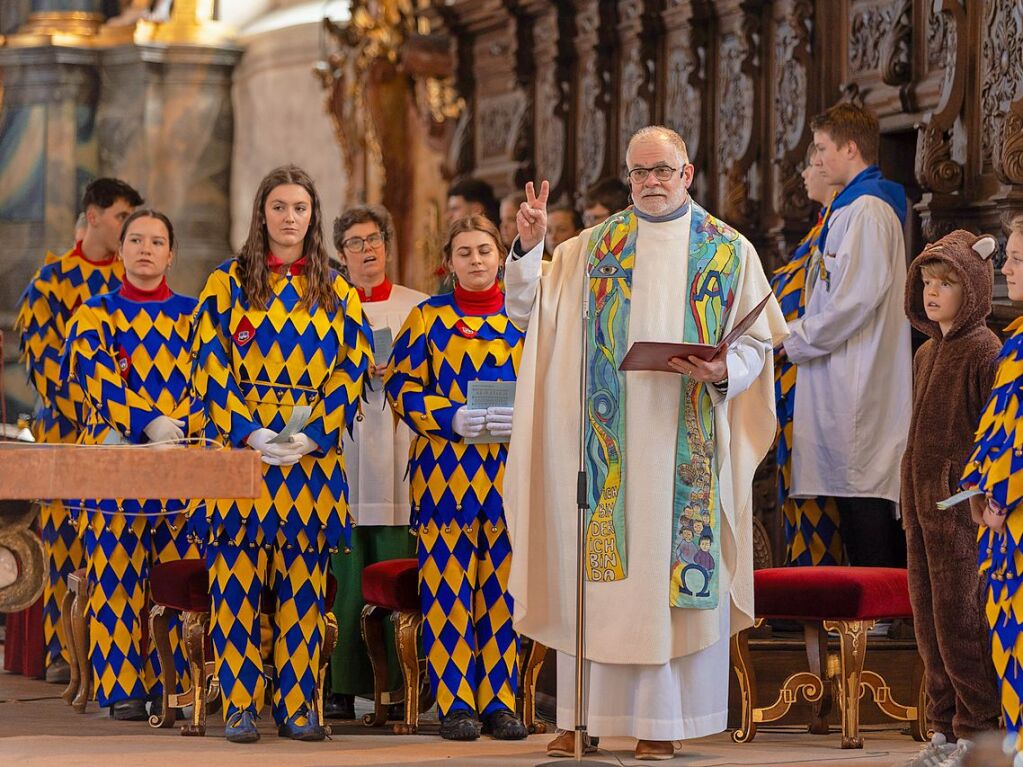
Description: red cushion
362,558,420,612
754,566,912,621
150,559,209,612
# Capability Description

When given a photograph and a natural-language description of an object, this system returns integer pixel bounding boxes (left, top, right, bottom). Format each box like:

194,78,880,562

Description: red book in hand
618,293,772,372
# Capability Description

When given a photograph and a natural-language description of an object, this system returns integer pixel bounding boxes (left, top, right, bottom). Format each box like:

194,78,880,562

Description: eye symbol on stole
598,264,618,277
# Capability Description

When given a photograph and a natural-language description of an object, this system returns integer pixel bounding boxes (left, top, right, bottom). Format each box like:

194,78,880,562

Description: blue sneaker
277,706,325,742
225,708,260,743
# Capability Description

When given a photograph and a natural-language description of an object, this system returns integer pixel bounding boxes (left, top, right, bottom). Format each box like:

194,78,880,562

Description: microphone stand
536,253,606,767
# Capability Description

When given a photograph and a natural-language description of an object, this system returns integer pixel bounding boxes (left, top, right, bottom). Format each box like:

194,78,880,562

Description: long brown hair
237,165,337,312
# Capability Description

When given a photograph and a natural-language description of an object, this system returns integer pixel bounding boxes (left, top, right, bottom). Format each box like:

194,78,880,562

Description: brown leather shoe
546,729,597,757
634,739,676,760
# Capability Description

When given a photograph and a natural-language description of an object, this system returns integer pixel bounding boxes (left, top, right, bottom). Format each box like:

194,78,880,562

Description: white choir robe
346,283,427,526
783,195,912,503
503,206,788,741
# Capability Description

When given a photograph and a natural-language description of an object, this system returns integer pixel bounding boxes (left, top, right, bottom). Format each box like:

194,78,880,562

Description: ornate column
95,42,241,297
616,0,661,162
0,44,100,326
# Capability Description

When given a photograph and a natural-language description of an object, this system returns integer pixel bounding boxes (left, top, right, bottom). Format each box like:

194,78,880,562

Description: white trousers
555,605,730,741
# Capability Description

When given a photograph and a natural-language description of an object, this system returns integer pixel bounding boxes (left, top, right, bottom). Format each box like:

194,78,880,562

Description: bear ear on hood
973,235,998,260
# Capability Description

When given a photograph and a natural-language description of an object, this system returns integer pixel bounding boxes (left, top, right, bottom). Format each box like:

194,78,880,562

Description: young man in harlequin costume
503,126,787,761
16,177,143,682
961,213,1023,763
62,209,202,721
190,165,372,743
385,215,528,742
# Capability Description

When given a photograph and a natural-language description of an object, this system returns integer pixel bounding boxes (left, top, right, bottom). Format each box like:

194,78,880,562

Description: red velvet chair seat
361,558,420,612
150,559,209,612
150,559,338,613
754,566,912,621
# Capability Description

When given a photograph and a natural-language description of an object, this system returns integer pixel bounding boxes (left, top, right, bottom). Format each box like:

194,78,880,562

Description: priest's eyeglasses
341,232,387,253
627,165,679,184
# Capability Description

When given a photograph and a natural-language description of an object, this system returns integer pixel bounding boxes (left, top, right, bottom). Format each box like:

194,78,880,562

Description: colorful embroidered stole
583,203,741,608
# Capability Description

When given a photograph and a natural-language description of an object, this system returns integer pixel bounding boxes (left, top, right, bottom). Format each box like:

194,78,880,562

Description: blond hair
919,259,960,283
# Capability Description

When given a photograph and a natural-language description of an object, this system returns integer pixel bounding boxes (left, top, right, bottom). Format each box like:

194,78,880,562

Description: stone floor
0,666,939,767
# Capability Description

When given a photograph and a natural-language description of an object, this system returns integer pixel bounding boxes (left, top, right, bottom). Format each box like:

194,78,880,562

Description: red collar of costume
72,240,116,267
267,252,307,276
357,277,393,303
119,276,172,302
454,281,503,316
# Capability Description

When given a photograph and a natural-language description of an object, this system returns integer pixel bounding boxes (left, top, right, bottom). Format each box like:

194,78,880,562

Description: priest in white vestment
503,126,788,760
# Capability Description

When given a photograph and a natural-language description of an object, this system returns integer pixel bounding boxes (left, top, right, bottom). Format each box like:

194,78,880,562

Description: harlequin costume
962,312,1023,751
771,205,845,565
190,254,371,733
383,282,524,728
328,277,426,708
15,242,124,673
62,277,201,710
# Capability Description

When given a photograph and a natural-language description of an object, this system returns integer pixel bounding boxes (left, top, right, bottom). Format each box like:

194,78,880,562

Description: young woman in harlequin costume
384,214,527,741
15,178,143,682
190,165,372,743
62,209,201,720
961,214,1023,758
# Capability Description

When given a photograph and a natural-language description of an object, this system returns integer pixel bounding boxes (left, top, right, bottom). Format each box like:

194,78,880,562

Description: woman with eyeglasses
190,165,373,743
323,205,427,721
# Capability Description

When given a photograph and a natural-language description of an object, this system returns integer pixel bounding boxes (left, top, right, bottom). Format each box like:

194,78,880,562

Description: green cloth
329,525,416,697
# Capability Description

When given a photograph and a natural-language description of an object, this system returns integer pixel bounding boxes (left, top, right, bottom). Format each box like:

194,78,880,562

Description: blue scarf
817,164,907,252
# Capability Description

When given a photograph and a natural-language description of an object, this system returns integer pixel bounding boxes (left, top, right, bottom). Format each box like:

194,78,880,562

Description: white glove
453,407,487,439
246,428,300,465
485,406,514,438
143,415,185,444
276,433,319,460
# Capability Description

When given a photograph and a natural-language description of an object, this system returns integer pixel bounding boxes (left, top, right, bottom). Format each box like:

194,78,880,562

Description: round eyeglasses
341,232,386,253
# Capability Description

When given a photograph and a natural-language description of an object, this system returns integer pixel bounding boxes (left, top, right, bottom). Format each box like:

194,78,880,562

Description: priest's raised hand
516,180,549,253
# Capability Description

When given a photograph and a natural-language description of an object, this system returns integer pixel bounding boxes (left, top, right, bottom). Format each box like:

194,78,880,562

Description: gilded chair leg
180,611,209,736
59,587,79,705
520,639,548,734
70,580,91,713
360,605,391,727
148,605,177,729
730,626,758,743
317,612,337,736
803,621,833,735
392,610,423,735
823,619,869,749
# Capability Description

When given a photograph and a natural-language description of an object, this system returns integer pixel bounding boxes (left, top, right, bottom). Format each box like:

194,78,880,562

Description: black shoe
482,708,527,740
323,693,355,720
110,699,148,721
439,709,481,741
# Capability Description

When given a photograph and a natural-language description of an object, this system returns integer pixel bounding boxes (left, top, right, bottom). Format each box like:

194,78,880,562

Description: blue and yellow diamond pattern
384,294,524,718
962,320,1023,750
16,245,124,669
771,233,844,567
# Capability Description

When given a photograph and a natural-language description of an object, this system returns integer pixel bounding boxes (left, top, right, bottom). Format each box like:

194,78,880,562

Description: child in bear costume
901,229,1002,766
